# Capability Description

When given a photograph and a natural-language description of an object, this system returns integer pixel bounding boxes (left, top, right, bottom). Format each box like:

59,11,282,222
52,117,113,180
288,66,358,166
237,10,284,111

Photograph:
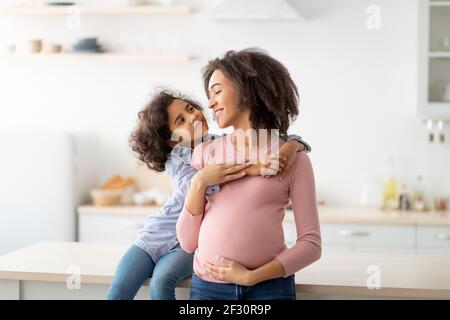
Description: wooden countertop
78,204,450,226
316,206,450,227
77,204,160,216
0,242,449,299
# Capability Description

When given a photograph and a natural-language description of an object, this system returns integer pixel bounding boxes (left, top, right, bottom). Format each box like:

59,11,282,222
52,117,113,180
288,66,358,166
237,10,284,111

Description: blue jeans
107,244,193,300
190,274,296,300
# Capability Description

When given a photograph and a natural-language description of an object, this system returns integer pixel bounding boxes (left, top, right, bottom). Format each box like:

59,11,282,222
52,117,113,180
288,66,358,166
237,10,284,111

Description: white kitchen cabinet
77,206,160,245
321,223,415,254
419,0,450,118
417,226,450,256
283,220,416,254
79,214,145,244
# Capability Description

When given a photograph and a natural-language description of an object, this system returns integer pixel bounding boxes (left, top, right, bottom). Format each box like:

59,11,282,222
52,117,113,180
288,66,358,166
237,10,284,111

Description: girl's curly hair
129,89,203,172
202,48,299,134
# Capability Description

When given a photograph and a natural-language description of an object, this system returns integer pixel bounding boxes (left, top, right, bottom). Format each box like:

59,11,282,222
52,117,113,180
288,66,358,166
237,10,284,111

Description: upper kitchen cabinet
419,0,450,118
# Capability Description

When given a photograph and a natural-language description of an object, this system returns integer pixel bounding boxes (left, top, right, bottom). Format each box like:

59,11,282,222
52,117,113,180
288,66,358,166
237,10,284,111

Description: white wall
1,0,449,206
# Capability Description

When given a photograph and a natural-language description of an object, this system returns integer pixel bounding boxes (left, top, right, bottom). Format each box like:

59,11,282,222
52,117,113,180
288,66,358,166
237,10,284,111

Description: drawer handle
338,230,370,237
435,233,450,241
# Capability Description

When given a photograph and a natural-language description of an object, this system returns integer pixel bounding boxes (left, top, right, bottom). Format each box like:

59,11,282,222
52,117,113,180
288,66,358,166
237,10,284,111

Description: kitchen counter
316,206,450,226
78,204,450,226
77,204,161,216
0,242,449,299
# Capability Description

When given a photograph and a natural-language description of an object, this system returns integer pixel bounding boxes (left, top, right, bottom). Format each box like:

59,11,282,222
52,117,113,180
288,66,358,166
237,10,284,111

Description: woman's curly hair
202,48,299,134
129,89,203,172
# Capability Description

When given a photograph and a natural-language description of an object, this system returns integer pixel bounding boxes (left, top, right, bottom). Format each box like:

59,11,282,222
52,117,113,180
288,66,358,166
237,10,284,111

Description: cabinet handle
435,233,450,241
338,230,370,237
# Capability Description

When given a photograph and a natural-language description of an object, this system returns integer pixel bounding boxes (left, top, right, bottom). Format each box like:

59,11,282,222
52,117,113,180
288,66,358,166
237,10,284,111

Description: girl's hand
276,140,303,180
193,163,251,187
202,256,255,286
246,155,287,177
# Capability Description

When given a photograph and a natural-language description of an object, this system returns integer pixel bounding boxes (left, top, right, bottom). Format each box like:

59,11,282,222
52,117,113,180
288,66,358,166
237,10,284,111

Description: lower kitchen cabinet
77,206,160,245
417,226,450,256
78,213,146,244
320,223,415,254
283,220,450,255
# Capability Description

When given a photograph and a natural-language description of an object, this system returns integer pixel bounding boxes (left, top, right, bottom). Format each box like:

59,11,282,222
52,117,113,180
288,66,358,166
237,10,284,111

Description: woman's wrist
245,270,258,286
191,174,208,192
246,259,286,286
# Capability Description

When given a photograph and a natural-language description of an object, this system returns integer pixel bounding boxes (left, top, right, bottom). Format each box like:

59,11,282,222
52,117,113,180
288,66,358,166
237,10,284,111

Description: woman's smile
213,108,224,119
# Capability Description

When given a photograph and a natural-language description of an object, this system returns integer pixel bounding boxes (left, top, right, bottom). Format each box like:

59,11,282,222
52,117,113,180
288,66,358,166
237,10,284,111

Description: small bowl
7,44,16,54
24,39,42,53
47,44,63,53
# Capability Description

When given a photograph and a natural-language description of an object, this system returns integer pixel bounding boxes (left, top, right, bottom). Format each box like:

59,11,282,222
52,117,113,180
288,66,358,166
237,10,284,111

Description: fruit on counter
100,175,135,190
90,175,136,206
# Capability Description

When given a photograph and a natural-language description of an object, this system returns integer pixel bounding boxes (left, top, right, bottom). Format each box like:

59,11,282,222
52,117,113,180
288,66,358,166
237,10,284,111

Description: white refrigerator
0,130,76,255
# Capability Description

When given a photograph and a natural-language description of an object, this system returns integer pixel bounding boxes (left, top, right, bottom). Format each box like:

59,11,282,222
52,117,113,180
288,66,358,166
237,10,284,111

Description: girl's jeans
107,244,193,300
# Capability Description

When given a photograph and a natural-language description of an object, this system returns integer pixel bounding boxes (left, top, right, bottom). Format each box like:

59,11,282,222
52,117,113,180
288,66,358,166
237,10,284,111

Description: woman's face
167,99,208,148
208,69,246,129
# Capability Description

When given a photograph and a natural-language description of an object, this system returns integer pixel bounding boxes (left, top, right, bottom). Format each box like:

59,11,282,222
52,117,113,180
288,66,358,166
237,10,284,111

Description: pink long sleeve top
176,135,321,283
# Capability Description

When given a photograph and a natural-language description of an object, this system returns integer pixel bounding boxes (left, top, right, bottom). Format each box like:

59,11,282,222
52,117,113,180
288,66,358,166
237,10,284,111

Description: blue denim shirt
134,133,310,263
134,134,220,263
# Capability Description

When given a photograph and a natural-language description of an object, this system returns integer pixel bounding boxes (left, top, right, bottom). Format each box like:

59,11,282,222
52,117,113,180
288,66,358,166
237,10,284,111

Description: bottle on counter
411,175,427,212
382,178,398,210
398,183,411,211
359,174,381,208
381,156,398,210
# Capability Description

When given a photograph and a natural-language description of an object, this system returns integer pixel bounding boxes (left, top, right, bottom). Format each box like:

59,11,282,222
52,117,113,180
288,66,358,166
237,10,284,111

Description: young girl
107,89,310,300
177,48,322,300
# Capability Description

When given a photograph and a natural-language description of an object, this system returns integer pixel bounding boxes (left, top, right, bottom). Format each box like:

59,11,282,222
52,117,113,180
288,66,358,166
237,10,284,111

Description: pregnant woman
176,48,321,300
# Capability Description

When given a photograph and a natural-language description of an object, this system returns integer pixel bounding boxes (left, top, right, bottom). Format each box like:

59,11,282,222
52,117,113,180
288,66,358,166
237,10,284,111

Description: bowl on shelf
21,39,42,53
46,44,63,53
72,37,104,53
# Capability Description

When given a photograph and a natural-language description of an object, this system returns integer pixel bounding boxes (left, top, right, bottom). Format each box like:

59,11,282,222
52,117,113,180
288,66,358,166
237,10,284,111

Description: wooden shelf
429,51,450,58
0,5,192,16
0,53,194,62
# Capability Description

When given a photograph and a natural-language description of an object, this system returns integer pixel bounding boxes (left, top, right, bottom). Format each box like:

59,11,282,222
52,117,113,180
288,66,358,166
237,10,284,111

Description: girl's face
167,99,208,148
208,69,250,129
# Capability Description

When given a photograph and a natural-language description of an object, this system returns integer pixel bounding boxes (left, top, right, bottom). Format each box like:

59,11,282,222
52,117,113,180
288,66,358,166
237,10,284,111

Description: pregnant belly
197,212,286,269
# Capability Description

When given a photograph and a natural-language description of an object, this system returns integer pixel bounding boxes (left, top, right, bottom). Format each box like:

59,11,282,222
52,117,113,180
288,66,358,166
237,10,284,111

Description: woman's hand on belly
202,256,254,286
203,255,287,286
